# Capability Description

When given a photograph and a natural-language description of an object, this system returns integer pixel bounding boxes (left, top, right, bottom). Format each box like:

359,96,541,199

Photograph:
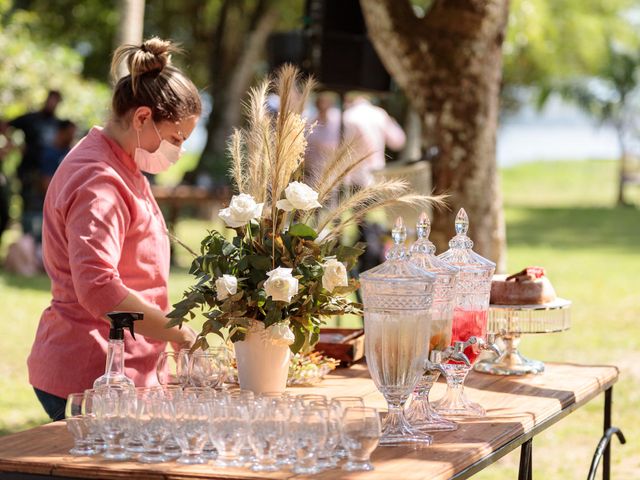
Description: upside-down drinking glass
359,217,436,446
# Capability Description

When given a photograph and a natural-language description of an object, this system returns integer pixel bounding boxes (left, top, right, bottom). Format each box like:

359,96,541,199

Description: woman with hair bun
27,37,201,421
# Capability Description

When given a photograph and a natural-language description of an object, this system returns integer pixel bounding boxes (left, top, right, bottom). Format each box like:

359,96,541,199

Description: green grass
1,159,639,477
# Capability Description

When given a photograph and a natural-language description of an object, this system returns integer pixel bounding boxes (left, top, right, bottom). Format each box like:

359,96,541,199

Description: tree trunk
360,0,508,270
115,0,146,79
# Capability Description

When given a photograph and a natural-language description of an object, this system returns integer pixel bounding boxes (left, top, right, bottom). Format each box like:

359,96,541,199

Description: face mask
134,121,183,174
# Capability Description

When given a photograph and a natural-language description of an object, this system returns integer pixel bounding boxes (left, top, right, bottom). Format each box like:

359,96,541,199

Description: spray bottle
93,311,143,391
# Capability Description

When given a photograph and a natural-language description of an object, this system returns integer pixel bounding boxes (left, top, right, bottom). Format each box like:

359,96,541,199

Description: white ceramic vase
233,320,291,394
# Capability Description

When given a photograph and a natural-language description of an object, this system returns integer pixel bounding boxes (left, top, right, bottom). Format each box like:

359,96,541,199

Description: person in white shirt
342,95,406,188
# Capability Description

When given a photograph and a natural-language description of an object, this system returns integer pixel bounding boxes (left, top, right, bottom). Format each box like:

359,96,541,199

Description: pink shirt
28,127,169,398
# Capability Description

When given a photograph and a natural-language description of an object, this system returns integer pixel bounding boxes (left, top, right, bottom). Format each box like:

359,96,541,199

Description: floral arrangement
168,66,436,354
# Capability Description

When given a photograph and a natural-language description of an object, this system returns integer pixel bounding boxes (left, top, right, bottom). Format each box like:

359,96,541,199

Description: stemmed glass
341,406,381,471
136,397,173,463
65,393,96,456
331,397,365,458
208,400,247,467
434,208,496,417
94,387,135,460
247,401,284,471
359,217,436,445
189,348,229,389
291,407,327,474
405,213,459,432
310,402,341,470
173,399,209,464
156,351,189,387
82,389,106,453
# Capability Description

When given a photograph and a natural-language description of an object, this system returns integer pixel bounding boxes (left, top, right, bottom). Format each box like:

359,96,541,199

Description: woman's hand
176,325,197,349
111,292,199,345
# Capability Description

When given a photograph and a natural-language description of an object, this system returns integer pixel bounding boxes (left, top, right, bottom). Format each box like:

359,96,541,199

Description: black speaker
266,31,310,73
305,0,392,92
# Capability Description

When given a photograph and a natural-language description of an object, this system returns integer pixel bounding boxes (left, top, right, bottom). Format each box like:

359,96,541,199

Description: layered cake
490,266,557,305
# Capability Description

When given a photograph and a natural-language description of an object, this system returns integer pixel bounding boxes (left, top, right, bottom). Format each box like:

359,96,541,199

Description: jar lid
360,217,436,310
410,212,459,277
437,208,496,272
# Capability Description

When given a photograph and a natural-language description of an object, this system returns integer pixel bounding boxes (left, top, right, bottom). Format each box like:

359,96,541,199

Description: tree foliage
0,4,110,128
502,0,640,109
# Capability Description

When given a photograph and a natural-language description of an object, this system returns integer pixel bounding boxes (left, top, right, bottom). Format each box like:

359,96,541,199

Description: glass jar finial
455,208,469,235
392,216,407,244
387,216,408,260
449,208,474,249
416,212,431,239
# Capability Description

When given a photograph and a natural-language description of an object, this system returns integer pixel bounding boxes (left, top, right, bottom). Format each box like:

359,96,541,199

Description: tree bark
360,0,509,270
115,0,146,79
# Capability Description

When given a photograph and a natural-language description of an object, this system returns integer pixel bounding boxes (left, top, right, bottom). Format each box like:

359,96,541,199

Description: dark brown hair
110,37,201,122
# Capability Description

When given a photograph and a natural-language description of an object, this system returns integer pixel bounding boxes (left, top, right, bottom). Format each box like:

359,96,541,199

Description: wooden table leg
518,438,533,480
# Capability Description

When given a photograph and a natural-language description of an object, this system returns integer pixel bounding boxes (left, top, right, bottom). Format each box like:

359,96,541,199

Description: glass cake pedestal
474,298,571,376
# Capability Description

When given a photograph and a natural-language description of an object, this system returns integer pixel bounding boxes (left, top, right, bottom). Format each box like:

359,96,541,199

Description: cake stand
474,298,571,375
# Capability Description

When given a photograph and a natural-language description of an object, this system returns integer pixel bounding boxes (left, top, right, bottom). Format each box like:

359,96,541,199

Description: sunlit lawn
1,159,639,477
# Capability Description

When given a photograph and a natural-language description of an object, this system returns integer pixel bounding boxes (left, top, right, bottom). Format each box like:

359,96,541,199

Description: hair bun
111,37,180,93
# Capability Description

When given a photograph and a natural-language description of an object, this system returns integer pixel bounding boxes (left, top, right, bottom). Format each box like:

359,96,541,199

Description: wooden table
0,362,619,480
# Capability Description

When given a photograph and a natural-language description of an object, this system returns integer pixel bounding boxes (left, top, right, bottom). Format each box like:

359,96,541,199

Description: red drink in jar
449,308,488,364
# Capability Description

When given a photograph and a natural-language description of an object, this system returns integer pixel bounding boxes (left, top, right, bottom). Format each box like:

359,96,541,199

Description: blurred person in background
305,92,341,180
342,94,407,273
27,37,199,421
39,119,77,191
8,90,62,237
342,93,406,188
0,121,12,245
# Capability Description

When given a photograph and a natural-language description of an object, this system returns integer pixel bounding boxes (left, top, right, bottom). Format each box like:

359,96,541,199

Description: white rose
218,193,264,228
266,322,295,346
276,182,322,212
215,274,238,301
264,267,299,303
322,258,349,292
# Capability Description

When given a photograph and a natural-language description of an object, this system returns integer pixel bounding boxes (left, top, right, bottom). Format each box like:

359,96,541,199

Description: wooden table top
0,362,618,480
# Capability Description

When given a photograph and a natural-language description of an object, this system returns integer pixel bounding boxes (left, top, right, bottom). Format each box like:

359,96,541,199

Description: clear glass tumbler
65,393,96,456
341,406,381,471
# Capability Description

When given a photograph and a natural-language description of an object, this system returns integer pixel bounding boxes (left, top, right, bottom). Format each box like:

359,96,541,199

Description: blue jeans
34,387,66,421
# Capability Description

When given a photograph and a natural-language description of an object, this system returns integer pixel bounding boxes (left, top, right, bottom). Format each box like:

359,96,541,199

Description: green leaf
288,223,318,240
264,307,282,327
336,244,366,270
249,255,272,271
166,308,187,319
290,322,306,354
237,255,250,271
165,317,184,328
222,241,236,257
